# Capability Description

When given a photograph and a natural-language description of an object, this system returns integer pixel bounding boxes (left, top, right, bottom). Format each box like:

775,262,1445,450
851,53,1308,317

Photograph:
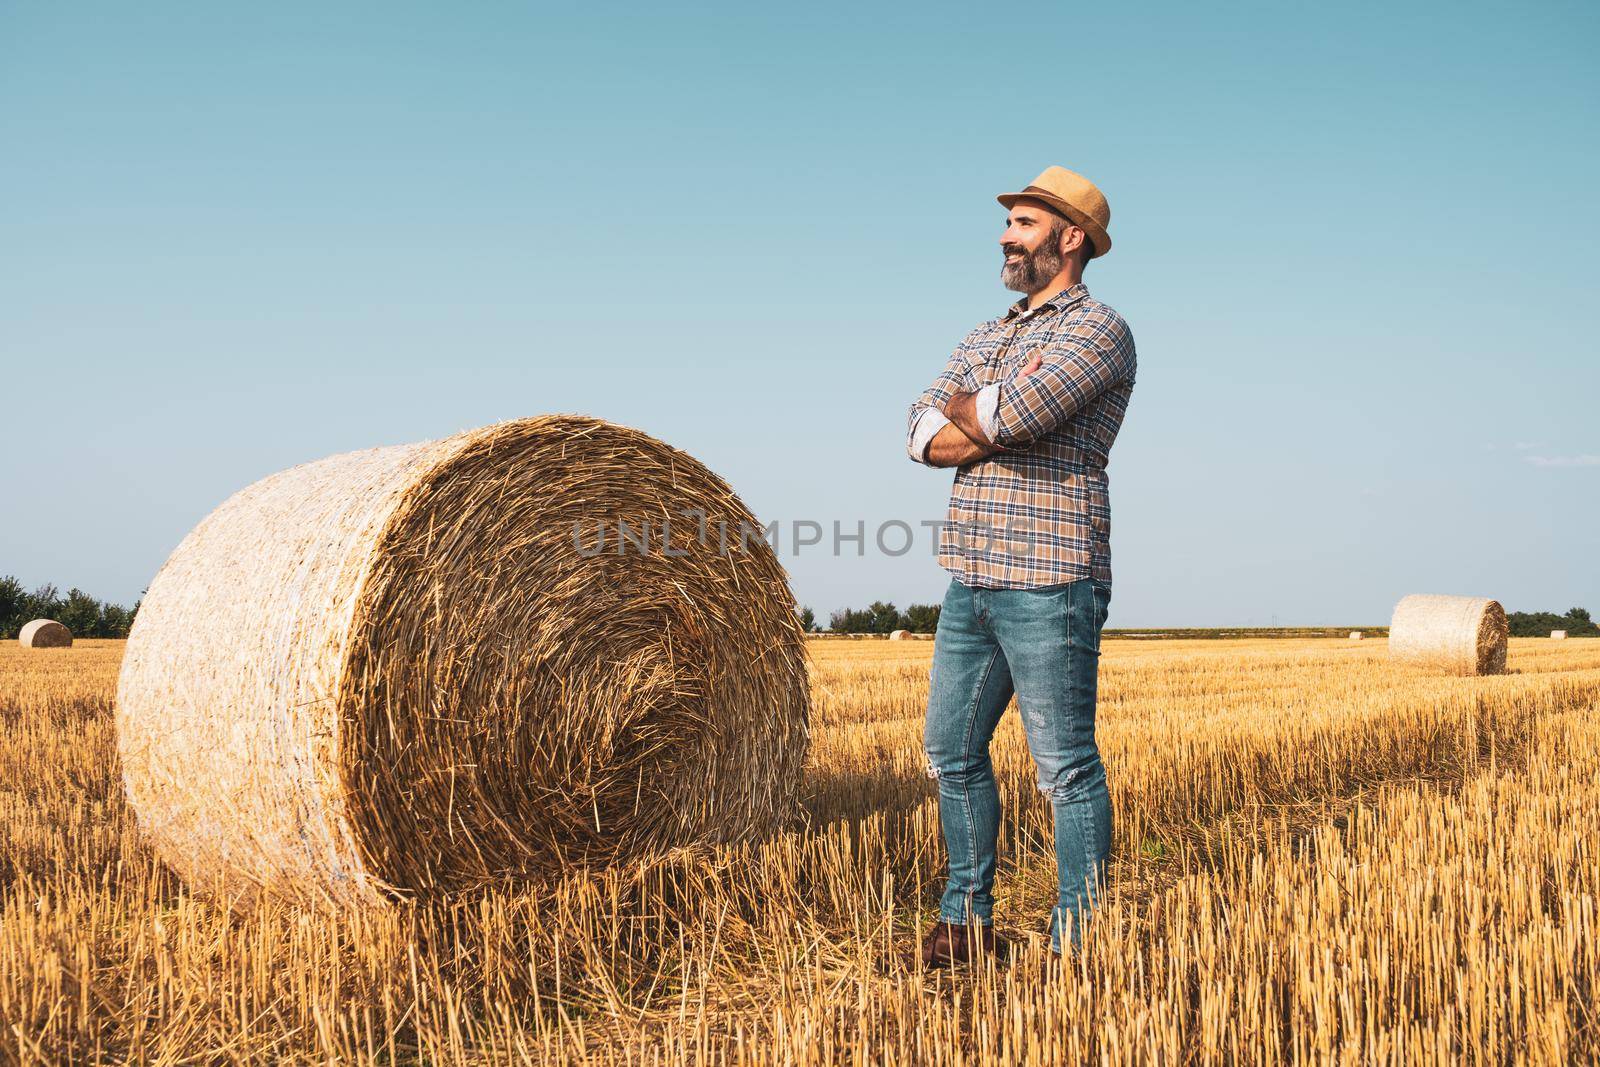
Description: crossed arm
906,310,1134,468
906,353,1043,468
923,417,994,467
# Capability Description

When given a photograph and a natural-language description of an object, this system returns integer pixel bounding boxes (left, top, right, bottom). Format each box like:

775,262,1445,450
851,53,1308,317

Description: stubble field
2,635,1598,1064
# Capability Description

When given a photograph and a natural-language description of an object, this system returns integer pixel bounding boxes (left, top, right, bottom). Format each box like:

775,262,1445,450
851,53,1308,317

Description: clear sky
3,1,1596,627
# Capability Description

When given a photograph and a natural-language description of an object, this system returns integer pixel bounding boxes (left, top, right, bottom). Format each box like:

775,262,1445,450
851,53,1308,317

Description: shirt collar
1004,281,1089,322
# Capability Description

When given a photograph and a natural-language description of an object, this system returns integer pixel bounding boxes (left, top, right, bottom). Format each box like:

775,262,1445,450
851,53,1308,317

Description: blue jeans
922,575,1113,953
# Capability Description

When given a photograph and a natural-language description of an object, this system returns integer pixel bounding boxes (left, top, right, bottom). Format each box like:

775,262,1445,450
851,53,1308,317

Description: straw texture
1388,593,1508,676
115,415,810,908
18,620,72,648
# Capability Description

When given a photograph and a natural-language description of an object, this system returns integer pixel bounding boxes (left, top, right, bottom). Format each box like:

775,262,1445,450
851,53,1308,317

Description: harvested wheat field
3,635,1600,1064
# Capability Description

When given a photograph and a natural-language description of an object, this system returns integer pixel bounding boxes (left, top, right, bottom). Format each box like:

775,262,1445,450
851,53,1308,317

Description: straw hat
997,166,1112,258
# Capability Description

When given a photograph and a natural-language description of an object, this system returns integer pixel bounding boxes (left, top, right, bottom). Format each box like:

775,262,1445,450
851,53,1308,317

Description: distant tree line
1508,606,1597,638
0,576,140,640
797,603,1600,638
794,601,941,635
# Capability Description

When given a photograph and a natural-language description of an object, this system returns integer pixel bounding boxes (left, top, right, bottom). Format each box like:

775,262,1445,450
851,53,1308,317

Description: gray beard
1001,235,1066,294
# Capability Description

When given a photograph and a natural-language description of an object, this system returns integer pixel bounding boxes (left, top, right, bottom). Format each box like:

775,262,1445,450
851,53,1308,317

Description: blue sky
2,1,1595,627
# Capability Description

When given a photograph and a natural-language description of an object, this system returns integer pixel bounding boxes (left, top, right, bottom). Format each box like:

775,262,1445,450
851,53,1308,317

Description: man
904,165,1136,968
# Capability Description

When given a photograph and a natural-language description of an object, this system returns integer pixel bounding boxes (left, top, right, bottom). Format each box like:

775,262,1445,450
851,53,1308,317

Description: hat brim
997,191,1111,258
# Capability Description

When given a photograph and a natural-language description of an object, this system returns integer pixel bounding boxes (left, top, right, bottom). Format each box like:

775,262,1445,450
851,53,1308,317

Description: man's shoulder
1069,296,1135,352
1074,295,1130,330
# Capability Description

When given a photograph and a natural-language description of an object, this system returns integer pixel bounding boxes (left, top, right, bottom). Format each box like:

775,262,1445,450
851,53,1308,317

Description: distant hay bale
1348,631,1364,641
1552,630,1568,640
888,629,910,641
1388,594,1507,676
18,619,72,648
115,415,810,908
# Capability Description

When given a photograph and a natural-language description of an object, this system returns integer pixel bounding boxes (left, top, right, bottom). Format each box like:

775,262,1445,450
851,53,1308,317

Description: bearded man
904,165,1136,968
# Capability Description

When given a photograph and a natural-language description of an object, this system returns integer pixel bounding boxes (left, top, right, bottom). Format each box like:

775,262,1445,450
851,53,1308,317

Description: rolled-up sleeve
974,383,1001,445
990,309,1134,449
905,335,976,464
907,407,951,465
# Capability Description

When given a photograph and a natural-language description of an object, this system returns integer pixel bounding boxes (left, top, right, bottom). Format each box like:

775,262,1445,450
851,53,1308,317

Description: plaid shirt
906,282,1136,589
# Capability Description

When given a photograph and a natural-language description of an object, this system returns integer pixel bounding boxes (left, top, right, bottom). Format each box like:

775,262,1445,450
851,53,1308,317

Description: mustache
1001,244,1030,258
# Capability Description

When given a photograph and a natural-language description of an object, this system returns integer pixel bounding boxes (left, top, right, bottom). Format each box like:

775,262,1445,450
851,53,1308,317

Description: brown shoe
915,920,1007,968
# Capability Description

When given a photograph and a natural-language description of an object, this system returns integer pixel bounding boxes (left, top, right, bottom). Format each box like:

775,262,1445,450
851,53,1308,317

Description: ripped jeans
923,575,1112,953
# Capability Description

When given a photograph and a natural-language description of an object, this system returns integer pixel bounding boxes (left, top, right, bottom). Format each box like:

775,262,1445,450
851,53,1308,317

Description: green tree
867,601,902,635
57,588,103,638
1508,606,1599,637
798,606,816,633
22,584,62,628
904,603,941,633
99,603,133,638
828,607,873,633
0,576,24,639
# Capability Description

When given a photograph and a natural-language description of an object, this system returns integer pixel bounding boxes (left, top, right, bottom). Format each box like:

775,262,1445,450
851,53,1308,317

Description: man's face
999,202,1070,294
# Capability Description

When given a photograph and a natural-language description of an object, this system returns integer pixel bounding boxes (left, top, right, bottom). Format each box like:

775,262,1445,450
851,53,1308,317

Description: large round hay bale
888,629,910,641
1551,630,1568,640
116,415,810,908
1348,631,1364,641
1388,593,1507,676
18,619,72,648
